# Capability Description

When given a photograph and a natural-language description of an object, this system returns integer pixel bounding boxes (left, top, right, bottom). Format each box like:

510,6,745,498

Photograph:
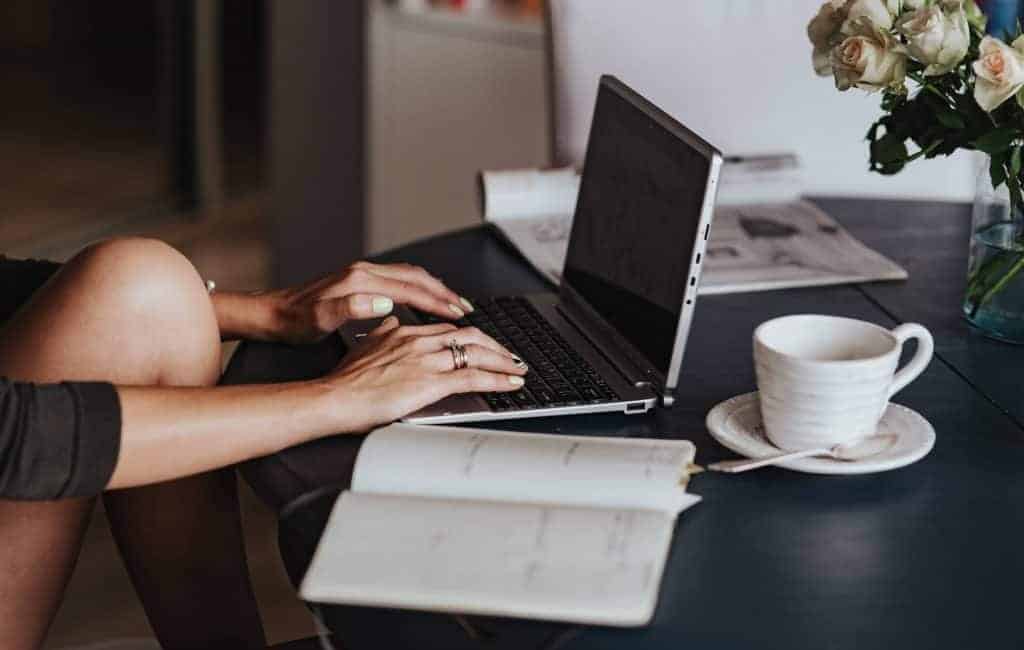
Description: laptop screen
562,80,712,375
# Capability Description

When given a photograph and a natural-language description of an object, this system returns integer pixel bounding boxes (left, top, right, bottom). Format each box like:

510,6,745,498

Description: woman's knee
74,237,221,385
4,237,221,386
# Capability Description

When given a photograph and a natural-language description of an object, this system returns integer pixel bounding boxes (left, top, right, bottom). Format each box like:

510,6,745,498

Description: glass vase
963,160,1024,343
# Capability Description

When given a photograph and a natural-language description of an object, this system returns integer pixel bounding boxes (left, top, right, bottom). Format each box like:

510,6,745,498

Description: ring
448,340,469,371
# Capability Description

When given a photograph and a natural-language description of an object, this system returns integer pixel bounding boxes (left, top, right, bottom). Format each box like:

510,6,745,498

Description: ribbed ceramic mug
753,315,933,452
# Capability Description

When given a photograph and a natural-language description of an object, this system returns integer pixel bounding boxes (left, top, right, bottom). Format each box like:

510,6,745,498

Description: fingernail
511,355,527,369
449,303,466,318
372,296,394,315
508,376,525,386
460,297,475,313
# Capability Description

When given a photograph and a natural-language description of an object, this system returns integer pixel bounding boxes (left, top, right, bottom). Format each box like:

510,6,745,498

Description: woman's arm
110,379,338,489
0,252,512,499
212,261,475,343
107,318,525,490
210,290,281,342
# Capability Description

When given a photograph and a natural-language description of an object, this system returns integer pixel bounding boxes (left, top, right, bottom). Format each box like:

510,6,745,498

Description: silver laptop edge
402,75,722,423
665,151,722,404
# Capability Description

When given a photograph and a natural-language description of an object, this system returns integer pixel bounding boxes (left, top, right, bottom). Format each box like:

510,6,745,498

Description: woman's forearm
211,290,283,341
107,380,338,490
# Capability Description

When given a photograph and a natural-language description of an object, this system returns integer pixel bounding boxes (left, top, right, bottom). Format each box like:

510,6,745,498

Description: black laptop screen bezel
558,75,722,397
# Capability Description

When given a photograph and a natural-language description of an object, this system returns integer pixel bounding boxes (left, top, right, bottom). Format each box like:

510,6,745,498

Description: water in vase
964,222,1024,343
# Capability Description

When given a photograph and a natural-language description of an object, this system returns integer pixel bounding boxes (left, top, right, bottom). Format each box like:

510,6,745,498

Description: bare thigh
0,239,261,649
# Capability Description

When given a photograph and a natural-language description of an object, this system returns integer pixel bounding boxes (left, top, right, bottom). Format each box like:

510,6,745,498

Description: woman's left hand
261,261,474,344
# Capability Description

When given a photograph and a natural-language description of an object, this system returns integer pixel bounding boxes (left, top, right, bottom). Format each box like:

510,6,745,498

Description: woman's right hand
324,316,527,433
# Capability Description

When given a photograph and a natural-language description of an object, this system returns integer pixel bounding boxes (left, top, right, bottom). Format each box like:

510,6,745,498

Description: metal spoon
708,434,898,473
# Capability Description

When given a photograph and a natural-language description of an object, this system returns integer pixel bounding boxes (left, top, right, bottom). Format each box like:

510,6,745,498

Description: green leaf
881,90,906,113
933,106,966,130
1013,147,1022,176
974,127,1020,155
865,121,881,143
991,153,1008,189
871,132,908,165
1006,161,1024,213
935,111,966,130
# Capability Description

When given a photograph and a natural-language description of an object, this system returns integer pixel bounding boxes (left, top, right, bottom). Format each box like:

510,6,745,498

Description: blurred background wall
0,0,270,287
0,0,548,283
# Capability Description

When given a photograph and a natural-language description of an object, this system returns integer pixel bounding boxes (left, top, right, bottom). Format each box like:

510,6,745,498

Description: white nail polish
449,304,466,318
372,297,394,314
460,297,475,313
509,376,525,386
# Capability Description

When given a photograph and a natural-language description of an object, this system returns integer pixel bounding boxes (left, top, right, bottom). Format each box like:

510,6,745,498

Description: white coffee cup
753,315,934,452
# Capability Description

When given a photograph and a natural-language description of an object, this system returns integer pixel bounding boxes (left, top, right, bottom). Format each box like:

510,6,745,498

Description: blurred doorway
0,0,267,258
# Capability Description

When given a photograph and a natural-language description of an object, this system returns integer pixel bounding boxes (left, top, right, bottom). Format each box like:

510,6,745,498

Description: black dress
0,257,121,500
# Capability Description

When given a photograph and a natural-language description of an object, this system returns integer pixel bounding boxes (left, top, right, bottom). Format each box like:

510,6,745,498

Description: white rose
831,19,908,91
897,3,970,76
842,0,899,33
973,36,1024,112
808,0,899,75
809,1,848,75
909,0,986,30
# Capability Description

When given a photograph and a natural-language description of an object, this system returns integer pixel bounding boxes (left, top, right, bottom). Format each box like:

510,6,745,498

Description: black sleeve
0,379,122,500
0,256,62,324
0,256,124,500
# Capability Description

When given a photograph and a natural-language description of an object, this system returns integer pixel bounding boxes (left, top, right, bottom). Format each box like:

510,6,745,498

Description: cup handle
887,323,934,400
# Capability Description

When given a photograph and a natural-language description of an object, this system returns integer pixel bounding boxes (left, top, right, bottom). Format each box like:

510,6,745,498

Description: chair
545,0,977,200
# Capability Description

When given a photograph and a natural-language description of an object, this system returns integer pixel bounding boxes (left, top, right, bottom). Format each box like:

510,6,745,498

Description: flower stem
975,253,1024,314
967,251,1012,300
968,162,1024,319
907,71,954,107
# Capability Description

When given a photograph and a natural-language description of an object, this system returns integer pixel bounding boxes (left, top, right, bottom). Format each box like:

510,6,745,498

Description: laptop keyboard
463,297,620,412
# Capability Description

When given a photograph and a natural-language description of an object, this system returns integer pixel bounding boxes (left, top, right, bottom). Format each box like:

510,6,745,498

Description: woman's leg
0,238,264,649
0,498,95,650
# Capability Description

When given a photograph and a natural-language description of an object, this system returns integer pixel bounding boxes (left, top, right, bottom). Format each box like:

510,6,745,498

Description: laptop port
626,402,646,413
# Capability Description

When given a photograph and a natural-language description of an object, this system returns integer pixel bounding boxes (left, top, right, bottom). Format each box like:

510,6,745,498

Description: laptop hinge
554,292,666,397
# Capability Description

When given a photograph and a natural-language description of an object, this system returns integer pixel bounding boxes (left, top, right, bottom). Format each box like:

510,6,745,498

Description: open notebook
299,424,701,626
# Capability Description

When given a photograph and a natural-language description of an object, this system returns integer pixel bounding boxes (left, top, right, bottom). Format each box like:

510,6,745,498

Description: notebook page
352,424,699,514
299,492,676,626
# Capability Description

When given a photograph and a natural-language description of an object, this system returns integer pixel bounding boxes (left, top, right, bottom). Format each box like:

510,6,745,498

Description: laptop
351,75,722,424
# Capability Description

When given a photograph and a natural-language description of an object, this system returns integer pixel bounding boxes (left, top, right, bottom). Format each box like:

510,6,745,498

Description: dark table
224,199,1024,650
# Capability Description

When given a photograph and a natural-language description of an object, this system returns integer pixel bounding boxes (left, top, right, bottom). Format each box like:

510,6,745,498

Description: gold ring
449,340,469,371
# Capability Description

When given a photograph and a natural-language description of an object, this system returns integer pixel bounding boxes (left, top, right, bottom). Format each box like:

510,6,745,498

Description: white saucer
705,392,935,475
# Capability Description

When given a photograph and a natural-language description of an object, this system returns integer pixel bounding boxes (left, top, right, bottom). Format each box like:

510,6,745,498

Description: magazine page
700,200,907,294
478,166,907,293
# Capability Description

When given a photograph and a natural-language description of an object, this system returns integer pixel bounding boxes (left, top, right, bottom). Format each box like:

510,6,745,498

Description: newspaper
478,166,907,295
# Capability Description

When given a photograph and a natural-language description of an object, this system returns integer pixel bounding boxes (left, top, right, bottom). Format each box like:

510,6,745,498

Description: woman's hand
324,316,527,432
212,261,476,344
